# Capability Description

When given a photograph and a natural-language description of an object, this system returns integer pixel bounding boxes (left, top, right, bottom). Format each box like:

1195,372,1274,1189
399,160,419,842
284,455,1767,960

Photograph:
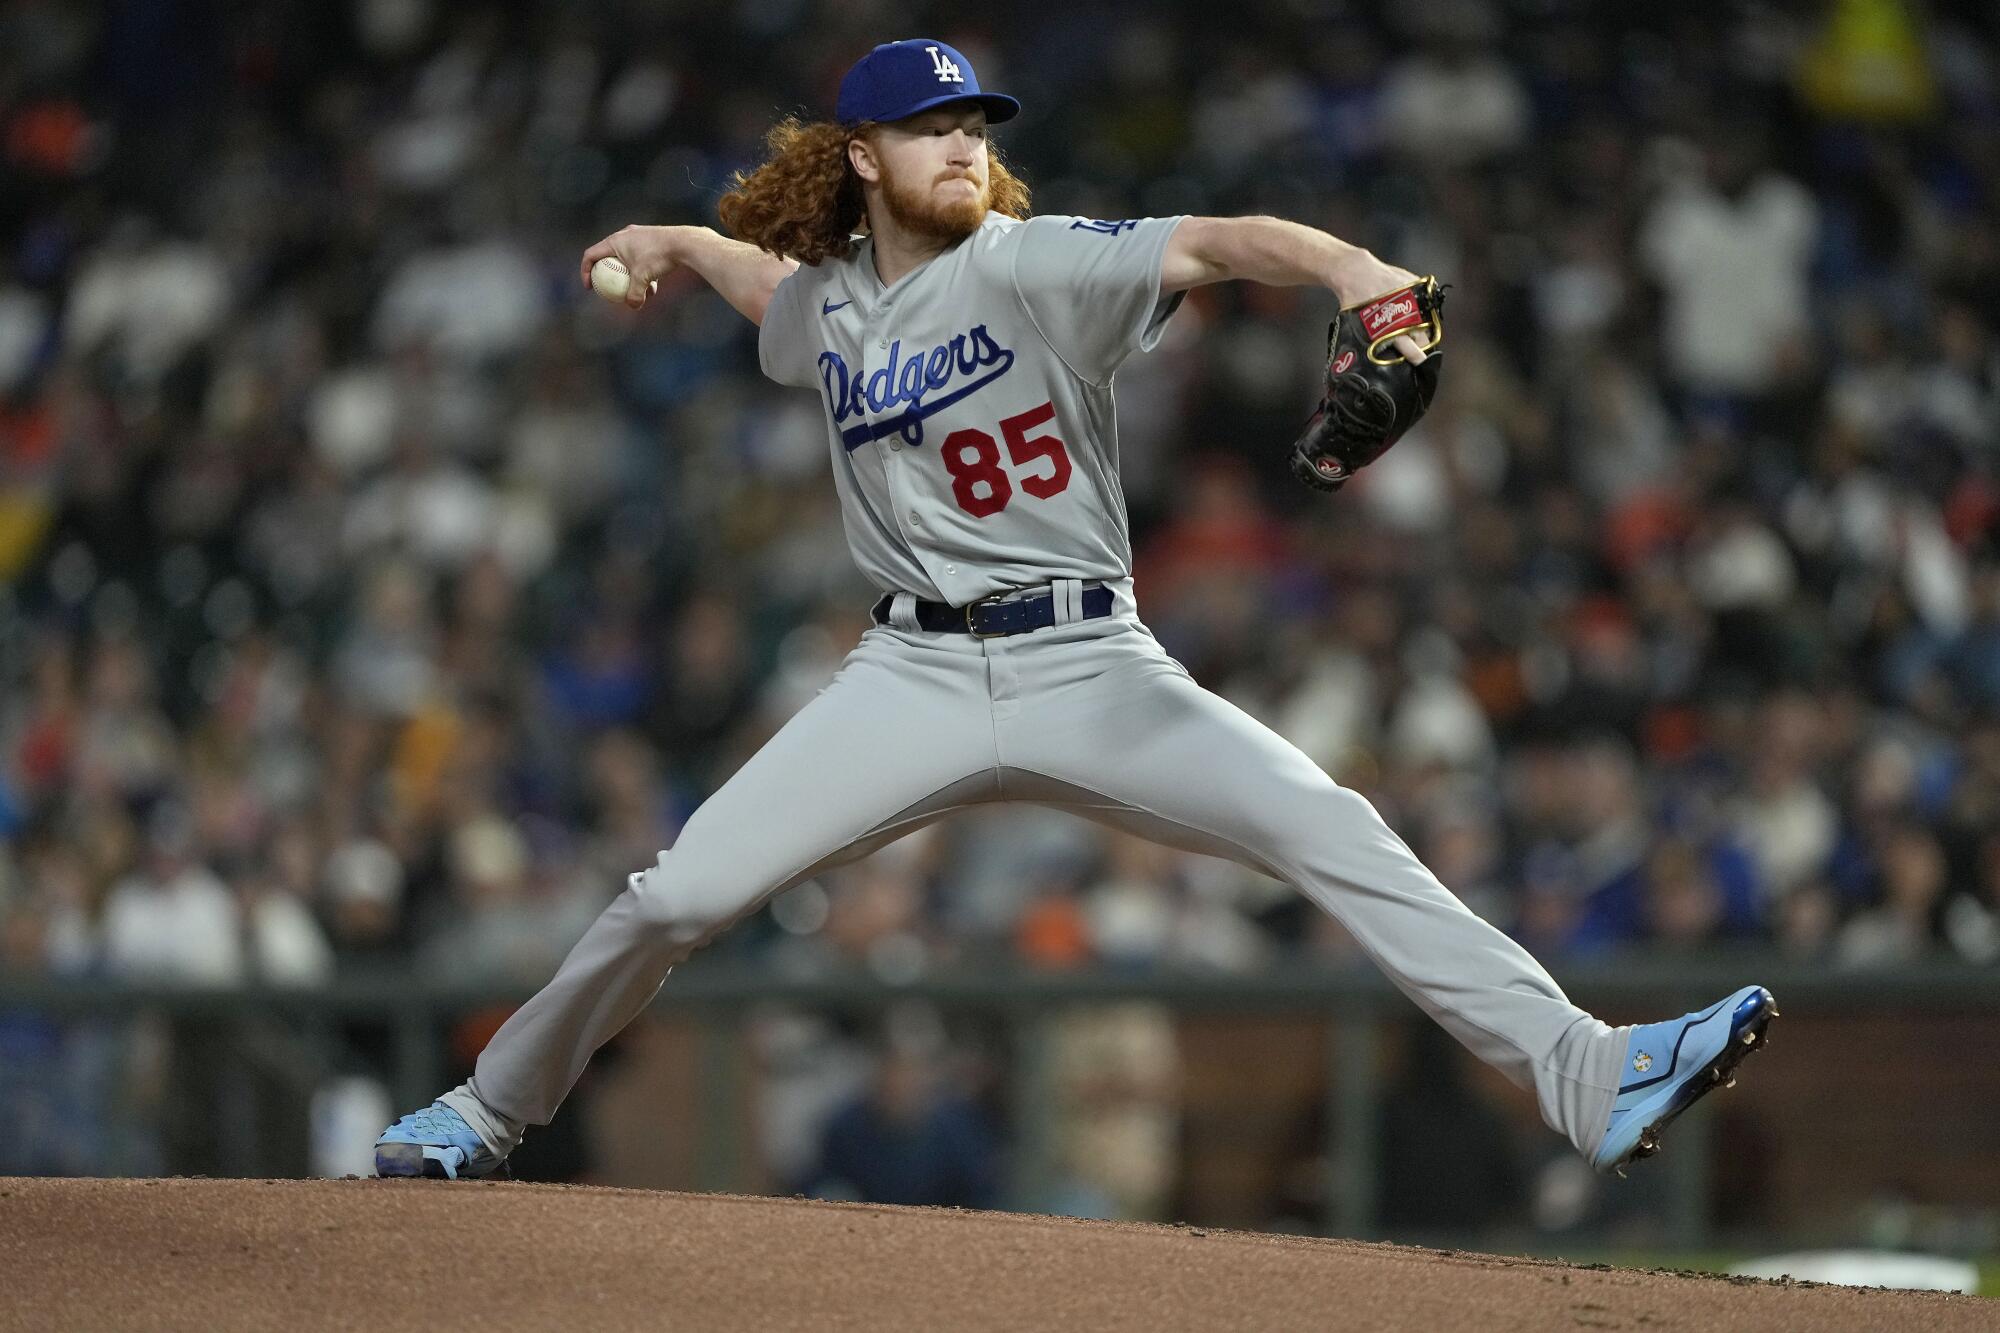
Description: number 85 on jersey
940,399,1071,518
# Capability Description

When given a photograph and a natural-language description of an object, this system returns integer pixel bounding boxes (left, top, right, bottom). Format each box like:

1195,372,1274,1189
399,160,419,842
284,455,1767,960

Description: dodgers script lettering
818,325,1017,451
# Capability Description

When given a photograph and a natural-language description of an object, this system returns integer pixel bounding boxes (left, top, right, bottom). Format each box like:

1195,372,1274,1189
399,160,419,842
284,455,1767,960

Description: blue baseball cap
836,39,1021,127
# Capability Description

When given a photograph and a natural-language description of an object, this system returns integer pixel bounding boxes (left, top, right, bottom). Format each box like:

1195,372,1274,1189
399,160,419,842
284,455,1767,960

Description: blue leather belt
872,584,1115,638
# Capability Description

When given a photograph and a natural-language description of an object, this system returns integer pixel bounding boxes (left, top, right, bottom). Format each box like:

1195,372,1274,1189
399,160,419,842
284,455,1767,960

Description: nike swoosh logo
822,299,851,315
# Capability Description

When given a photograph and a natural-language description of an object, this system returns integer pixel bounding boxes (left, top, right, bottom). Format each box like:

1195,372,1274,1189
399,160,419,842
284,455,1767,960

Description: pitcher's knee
1262,770,1378,834
1249,778,1387,869
626,858,739,949
1328,782,1383,822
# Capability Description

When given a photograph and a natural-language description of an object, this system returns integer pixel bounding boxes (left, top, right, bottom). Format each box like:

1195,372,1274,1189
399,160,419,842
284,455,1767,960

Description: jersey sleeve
757,268,819,389
1010,215,1188,385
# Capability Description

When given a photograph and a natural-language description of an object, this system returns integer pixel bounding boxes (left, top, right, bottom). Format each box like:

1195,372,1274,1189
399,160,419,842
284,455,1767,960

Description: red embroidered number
941,429,1012,518
1001,401,1072,499
938,401,1072,517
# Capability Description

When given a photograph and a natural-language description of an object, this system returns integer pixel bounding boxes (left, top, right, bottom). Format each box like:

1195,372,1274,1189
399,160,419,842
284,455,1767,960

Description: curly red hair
717,116,1031,266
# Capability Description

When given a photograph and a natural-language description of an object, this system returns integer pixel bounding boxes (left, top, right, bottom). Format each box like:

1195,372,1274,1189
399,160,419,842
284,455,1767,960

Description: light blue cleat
1593,985,1778,1176
374,1102,508,1180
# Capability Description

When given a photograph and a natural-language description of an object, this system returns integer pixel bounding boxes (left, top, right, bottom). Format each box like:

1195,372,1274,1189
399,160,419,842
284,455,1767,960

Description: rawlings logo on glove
1359,293,1423,341
1289,276,1445,493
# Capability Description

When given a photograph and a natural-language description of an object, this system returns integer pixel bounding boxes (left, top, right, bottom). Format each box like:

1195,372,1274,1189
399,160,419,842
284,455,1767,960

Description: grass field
1520,1249,1997,1298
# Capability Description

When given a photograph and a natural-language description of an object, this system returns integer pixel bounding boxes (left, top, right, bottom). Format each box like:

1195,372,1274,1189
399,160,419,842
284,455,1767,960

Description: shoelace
398,1105,465,1144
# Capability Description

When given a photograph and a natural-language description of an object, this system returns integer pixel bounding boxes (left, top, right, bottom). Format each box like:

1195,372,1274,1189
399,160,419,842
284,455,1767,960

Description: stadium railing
3,957,1995,1248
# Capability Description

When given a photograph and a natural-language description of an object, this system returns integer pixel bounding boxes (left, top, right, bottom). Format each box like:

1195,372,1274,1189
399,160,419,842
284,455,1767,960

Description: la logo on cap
926,45,963,83
834,38,1018,126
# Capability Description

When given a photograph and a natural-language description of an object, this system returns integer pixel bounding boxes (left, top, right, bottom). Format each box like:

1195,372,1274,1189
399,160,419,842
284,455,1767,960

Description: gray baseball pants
444,588,1625,1159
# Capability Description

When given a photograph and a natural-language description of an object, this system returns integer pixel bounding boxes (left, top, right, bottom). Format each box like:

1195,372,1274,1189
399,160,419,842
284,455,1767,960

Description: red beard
880,163,990,243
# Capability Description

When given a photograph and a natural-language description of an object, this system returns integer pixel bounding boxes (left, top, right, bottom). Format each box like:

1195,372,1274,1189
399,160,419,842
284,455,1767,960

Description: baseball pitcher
377,40,1775,1188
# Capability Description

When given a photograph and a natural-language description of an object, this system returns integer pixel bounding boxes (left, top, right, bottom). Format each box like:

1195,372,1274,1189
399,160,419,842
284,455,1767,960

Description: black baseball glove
1289,276,1446,493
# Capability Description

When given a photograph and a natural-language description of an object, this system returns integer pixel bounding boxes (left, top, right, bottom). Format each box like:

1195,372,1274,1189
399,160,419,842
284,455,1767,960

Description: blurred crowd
4,0,2000,1034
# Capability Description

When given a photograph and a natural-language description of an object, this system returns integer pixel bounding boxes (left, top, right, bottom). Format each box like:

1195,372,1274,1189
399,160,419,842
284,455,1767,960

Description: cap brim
871,91,1020,125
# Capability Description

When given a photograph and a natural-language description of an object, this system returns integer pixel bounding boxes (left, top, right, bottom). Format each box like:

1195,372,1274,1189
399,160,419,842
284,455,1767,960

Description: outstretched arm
1160,215,1429,361
579,225,799,326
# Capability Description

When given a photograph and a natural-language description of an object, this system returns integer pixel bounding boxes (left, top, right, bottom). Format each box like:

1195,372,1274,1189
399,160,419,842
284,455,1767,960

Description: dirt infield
0,1178,1989,1332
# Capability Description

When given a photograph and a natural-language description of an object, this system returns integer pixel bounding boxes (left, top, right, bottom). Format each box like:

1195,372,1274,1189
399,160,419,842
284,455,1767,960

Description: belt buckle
965,594,1011,639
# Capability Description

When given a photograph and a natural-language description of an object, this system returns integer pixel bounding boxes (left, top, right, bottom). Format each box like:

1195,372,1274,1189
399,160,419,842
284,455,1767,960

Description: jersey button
945,564,958,575
910,511,922,525
888,441,901,452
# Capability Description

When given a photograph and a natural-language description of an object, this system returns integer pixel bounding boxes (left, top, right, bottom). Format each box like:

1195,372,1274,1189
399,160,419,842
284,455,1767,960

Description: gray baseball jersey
435,213,1636,1174
757,212,1184,608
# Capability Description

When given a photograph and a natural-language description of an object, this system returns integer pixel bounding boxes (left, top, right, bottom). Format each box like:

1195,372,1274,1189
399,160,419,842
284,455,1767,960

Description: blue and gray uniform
758,211,1180,609
441,210,1629,1162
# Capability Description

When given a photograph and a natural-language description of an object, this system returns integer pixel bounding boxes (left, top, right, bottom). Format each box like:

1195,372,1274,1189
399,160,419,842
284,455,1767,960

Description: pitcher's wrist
1325,244,1379,306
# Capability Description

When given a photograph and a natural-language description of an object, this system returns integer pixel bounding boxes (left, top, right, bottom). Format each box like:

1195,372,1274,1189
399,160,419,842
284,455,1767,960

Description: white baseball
591,256,632,302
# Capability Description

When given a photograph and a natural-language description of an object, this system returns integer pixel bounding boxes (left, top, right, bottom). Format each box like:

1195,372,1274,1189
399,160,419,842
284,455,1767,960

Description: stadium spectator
803,1036,1000,1210
0,0,1996,1185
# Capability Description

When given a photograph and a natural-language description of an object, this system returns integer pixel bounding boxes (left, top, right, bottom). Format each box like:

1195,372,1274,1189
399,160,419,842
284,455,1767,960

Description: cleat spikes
1593,984,1777,1176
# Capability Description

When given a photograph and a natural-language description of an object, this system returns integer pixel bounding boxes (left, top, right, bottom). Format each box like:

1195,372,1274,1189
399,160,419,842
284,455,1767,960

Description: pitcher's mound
0,1177,1986,1331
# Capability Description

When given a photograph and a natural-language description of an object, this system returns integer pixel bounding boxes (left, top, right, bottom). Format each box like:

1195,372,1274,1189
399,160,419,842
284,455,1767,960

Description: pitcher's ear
848,131,881,185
